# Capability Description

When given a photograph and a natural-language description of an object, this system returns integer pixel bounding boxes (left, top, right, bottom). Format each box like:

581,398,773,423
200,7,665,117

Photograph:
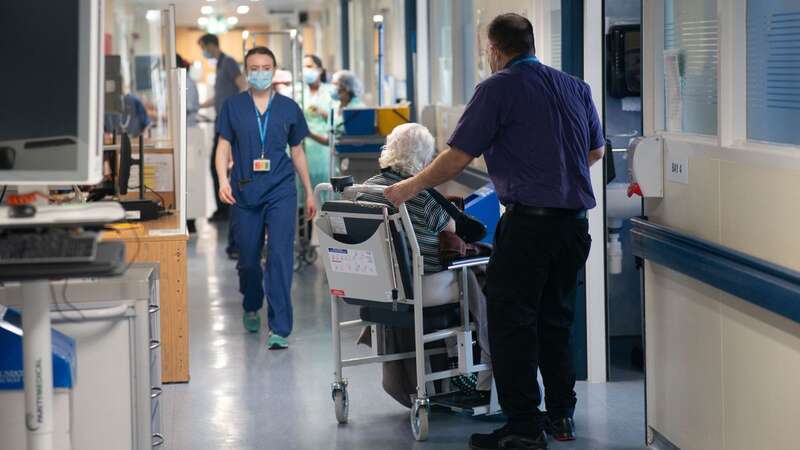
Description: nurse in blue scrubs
215,46,316,349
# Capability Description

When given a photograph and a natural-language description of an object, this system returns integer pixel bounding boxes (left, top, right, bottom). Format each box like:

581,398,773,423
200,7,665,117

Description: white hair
331,70,364,97
379,123,435,176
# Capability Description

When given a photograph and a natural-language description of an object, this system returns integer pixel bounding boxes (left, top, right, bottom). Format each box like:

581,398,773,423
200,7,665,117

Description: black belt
506,204,587,219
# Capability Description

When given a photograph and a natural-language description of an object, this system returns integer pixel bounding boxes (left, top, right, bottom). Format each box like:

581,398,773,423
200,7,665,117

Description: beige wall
644,139,800,449
646,263,800,450
646,140,800,270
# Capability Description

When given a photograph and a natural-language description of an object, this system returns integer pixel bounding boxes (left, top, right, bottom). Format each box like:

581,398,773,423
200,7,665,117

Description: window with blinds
747,0,800,146
664,0,719,135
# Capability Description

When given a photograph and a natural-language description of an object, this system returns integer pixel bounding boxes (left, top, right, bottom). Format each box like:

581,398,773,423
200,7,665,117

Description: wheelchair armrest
447,256,491,270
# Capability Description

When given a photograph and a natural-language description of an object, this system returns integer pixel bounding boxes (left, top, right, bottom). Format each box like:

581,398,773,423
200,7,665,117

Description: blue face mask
330,89,341,101
247,70,274,91
202,50,213,59
303,68,320,85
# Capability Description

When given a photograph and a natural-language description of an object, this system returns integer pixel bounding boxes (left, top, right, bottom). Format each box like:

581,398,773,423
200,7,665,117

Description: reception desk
104,213,189,383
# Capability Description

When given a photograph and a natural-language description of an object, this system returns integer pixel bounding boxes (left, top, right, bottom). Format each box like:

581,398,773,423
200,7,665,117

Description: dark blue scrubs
218,92,309,337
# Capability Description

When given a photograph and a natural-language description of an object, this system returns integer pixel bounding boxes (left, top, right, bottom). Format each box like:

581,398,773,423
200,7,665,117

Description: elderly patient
357,123,491,404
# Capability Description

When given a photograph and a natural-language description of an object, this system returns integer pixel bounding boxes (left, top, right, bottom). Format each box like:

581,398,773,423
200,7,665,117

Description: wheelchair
314,177,500,441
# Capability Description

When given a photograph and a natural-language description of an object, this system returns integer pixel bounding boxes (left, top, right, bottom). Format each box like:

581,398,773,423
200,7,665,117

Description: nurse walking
300,55,334,200
215,46,316,349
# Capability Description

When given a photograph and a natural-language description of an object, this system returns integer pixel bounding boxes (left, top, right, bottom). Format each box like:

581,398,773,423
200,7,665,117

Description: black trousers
486,210,591,434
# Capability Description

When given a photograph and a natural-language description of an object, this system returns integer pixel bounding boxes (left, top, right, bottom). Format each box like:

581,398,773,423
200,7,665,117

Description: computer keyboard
0,232,98,265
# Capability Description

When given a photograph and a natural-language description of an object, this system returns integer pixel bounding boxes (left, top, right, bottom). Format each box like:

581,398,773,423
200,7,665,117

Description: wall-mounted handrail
630,218,800,324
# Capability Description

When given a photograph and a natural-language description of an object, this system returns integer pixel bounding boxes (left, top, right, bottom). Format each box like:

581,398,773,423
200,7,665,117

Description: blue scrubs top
218,92,310,208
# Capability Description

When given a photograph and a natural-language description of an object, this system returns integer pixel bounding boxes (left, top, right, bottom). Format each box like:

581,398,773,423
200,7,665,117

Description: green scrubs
298,83,334,206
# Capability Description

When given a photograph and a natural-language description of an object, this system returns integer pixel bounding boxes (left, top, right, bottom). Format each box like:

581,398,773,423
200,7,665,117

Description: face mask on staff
303,68,321,85
247,70,274,91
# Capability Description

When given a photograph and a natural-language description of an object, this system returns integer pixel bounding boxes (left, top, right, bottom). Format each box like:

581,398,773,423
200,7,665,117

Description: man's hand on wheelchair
384,178,420,208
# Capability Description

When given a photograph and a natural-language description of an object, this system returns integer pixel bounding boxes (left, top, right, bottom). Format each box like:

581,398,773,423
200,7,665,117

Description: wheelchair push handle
314,181,389,206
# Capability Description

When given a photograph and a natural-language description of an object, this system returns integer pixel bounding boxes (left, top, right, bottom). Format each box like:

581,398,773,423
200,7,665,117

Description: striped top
358,171,451,273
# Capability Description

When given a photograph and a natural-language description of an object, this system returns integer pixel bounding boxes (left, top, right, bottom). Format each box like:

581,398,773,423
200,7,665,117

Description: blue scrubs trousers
234,189,297,337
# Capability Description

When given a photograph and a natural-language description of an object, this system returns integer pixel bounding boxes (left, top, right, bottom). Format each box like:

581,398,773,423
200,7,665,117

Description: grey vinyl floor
161,221,647,450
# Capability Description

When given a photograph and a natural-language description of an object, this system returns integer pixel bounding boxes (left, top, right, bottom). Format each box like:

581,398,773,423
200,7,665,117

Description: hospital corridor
1,1,799,450
161,222,644,449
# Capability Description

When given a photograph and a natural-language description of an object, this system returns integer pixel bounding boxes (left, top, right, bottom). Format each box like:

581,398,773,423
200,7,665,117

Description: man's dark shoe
545,417,575,441
469,425,548,450
227,249,239,260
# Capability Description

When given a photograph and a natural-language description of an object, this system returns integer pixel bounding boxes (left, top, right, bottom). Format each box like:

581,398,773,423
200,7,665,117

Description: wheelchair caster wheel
410,398,430,441
332,383,349,424
303,247,317,264
293,257,302,272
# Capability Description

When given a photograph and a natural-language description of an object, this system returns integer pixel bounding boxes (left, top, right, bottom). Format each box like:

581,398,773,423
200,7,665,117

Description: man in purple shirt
386,13,605,450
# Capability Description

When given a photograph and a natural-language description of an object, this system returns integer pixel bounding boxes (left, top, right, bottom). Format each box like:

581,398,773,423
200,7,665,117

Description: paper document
329,215,348,235
129,153,174,192
328,248,378,276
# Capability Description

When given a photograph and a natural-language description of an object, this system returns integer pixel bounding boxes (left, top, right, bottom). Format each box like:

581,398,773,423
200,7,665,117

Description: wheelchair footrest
430,391,492,415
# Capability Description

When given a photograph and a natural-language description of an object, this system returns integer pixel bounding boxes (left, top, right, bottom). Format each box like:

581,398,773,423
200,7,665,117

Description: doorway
602,0,645,381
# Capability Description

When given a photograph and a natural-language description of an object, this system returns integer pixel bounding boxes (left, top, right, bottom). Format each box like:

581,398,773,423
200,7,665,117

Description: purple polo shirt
448,55,605,210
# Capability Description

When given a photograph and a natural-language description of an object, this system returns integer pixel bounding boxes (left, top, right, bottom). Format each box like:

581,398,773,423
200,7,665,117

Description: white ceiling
135,0,324,27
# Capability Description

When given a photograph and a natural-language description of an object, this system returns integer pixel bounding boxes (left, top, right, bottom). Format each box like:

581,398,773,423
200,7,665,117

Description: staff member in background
308,70,366,147
215,46,316,349
385,13,604,450
199,34,248,256
330,70,366,125
177,54,214,234
300,55,334,206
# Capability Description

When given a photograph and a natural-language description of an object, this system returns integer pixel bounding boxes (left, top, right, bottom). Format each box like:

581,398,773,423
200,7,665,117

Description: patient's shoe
545,416,576,441
469,425,548,450
243,312,261,333
267,333,289,350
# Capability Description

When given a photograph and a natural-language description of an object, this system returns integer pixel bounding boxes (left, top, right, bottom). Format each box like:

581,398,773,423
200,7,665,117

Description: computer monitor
0,0,104,185
117,133,144,197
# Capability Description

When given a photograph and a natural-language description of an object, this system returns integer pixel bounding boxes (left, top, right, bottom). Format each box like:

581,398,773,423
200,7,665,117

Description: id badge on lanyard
253,94,275,172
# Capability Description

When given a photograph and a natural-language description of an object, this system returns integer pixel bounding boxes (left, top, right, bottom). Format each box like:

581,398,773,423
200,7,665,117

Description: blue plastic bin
464,183,501,245
0,308,76,390
335,143,383,153
342,108,376,136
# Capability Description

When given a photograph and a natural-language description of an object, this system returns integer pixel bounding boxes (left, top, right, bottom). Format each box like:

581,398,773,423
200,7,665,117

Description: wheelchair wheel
293,256,302,272
332,386,349,424
303,247,318,264
410,399,429,441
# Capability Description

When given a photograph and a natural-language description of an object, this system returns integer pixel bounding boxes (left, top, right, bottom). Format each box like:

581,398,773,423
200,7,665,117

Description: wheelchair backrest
316,200,415,303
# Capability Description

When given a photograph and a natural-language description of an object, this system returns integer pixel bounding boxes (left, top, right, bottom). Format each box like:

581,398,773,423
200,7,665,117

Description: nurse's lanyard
510,55,539,67
253,92,276,160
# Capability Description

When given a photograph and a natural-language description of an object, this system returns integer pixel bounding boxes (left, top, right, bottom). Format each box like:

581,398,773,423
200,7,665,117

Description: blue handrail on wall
630,218,800,324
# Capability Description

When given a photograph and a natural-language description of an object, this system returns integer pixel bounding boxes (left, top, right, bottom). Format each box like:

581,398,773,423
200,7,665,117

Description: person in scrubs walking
215,46,316,349
300,55,334,208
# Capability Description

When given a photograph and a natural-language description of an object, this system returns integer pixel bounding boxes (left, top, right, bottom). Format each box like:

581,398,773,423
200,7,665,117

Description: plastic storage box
0,308,76,450
342,108,376,136
377,104,411,136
